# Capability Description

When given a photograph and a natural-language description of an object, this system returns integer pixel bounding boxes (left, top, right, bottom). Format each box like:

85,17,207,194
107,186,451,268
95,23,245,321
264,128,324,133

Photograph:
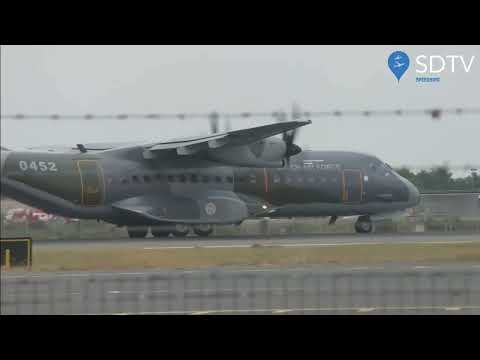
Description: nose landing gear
355,216,373,233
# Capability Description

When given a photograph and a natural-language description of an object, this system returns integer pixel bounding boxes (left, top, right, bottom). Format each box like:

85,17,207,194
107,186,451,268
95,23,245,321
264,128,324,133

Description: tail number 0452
19,160,58,172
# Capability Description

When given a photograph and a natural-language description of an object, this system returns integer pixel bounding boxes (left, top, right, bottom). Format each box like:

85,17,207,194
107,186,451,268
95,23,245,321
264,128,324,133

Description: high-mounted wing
97,120,311,167
143,120,311,157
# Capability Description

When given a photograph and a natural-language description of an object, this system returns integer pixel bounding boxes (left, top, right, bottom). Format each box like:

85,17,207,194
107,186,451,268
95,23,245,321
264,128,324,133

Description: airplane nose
1,148,11,177
395,173,420,206
405,178,420,206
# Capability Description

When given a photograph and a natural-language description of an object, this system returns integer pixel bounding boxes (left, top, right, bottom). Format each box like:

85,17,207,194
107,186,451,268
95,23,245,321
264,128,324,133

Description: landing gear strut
355,216,373,233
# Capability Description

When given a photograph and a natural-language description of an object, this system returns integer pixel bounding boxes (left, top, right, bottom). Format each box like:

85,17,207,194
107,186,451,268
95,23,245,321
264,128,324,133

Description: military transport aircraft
0,120,420,238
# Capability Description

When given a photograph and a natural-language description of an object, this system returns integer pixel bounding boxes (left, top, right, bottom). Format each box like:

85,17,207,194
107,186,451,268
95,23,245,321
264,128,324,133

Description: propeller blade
224,117,231,132
209,112,219,134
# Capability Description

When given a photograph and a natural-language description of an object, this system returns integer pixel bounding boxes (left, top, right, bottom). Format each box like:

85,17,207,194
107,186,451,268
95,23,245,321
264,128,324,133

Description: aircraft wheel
127,226,148,239
355,217,373,233
193,224,213,237
172,224,190,237
151,227,171,238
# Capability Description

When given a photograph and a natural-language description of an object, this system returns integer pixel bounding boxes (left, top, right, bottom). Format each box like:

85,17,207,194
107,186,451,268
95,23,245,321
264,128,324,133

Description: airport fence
2,268,479,315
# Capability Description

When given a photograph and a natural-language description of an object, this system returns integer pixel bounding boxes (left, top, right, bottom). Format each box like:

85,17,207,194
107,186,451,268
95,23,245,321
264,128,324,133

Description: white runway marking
142,240,479,251
90,305,480,315
357,308,376,313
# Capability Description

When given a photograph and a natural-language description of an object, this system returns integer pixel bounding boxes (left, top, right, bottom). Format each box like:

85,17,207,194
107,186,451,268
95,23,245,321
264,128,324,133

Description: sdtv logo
388,51,475,83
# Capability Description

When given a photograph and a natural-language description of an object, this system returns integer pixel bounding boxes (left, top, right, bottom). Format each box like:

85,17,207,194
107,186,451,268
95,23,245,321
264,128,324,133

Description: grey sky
1,45,479,173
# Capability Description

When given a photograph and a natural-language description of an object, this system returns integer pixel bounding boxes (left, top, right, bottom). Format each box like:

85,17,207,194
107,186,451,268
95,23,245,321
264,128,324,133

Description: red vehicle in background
3,207,79,225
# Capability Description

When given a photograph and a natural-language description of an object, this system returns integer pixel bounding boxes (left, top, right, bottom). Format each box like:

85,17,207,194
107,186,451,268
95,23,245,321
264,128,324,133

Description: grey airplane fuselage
0,148,420,226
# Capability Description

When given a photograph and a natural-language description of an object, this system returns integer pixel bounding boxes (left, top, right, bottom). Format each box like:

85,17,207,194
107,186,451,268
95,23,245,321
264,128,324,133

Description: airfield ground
3,234,480,272
3,234,480,315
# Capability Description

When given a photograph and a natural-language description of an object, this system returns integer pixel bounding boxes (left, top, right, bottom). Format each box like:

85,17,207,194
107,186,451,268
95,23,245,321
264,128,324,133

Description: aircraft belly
267,201,413,218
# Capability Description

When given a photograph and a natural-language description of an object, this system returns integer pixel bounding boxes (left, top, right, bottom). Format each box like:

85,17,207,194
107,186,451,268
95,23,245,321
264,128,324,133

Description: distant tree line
395,167,479,193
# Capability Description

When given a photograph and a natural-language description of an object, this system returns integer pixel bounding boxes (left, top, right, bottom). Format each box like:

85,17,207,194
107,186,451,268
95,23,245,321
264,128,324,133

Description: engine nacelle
208,139,287,168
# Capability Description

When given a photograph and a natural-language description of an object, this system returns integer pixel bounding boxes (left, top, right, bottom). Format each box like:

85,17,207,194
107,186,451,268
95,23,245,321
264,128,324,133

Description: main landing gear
192,224,213,237
354,216,373,233
127,226,149,239
127,224,214,238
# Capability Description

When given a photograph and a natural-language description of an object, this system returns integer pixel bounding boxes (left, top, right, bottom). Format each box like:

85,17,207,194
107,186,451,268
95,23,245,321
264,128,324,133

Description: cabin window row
120,174,234,185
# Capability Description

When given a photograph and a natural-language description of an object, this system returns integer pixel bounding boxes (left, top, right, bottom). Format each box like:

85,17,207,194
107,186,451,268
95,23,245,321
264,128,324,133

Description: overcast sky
1,45,479,173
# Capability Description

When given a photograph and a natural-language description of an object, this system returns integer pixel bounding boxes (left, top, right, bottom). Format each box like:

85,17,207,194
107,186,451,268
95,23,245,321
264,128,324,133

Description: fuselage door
77,160,104,206
342,169,363,203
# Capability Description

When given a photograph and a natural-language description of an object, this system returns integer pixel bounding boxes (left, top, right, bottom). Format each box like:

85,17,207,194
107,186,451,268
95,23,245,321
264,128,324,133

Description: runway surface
32,233,480,250
2,264,480,315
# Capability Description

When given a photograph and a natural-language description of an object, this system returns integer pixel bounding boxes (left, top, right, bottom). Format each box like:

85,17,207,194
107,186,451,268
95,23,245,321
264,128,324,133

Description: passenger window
144,175,151,183
155,174,163,182
226,176,233,183
178,174,186,183
120,178,128,185
132,175,140,183
238,176,246,183
273,173,281,184
190,174,198,183
202,175,210,183
167,175,175,183
249,174,256,184
285,175,292,184
215,176,222,183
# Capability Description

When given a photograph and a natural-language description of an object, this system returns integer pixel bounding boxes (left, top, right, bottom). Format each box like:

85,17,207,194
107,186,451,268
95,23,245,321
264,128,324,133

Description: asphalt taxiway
32,233,480,250
2,264,480,315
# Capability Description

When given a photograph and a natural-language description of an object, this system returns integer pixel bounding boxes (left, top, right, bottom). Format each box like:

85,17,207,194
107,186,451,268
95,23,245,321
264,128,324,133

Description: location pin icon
388,51,410,82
